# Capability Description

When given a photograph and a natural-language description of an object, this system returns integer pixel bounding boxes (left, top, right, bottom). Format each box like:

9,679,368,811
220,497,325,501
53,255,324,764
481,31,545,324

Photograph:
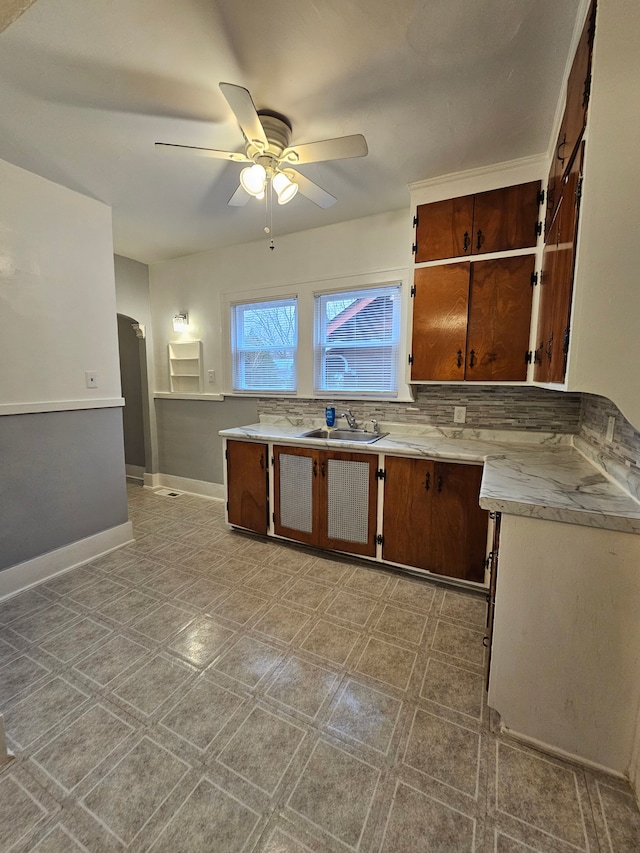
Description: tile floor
1,483,639,852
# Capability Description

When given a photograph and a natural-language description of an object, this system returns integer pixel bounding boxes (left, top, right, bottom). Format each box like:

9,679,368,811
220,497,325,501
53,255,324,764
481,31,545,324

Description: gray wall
0,408,128,571
156,397,259,485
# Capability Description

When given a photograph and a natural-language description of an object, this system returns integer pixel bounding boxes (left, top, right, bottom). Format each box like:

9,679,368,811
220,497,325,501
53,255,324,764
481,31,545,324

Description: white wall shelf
168,340,202,394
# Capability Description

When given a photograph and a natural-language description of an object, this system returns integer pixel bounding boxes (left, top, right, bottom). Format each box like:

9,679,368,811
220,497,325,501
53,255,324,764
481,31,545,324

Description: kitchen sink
300,428,388,443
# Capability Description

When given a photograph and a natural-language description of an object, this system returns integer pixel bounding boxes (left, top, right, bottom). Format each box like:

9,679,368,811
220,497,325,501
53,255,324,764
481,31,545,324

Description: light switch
208,370,215,384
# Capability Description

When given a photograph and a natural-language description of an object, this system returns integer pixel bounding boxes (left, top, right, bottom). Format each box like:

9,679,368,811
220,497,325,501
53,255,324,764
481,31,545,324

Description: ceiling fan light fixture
240,163,266,196
273,171,298,205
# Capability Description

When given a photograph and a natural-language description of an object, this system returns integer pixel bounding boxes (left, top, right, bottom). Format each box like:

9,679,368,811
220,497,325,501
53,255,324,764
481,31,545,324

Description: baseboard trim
125,464,145,481
143,472,225,502
0,522,134,602
498,723,628,780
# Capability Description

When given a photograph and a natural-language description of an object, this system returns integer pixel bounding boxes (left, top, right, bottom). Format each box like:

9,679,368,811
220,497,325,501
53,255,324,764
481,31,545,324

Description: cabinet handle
437,475,443,493
463,231,470,253
476,229,484,251
546,333,553,363
483,635,489,648
456,349,463,368
313,459,318,477
425,472,431,491
321,461,326,478
469,349,476,368
259,454,264,470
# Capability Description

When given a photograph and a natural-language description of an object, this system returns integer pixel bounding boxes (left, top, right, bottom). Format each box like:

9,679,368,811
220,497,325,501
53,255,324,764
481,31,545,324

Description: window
314,284,401,394
231,297,297,391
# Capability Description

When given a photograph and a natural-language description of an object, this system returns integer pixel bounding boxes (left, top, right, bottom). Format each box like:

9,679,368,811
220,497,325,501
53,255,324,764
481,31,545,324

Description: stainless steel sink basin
300,428,388,444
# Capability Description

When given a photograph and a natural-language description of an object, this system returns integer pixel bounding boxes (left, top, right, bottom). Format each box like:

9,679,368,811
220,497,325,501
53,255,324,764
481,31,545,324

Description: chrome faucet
340,408,359,429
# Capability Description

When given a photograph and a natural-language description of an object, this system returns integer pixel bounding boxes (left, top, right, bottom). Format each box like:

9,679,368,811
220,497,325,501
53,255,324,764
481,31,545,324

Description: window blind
231,297,297,391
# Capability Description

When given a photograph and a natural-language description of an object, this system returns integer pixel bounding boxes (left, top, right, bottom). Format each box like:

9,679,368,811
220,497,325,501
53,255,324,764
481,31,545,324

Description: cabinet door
534,145,584,383
472,181,541,255
321,451,378,556
411,263,469,381
414,196,474,263
273,445,319,546
226,440,268,535
465,256,534,381
561,0,596,175
430,462,488,583
382,456,435,571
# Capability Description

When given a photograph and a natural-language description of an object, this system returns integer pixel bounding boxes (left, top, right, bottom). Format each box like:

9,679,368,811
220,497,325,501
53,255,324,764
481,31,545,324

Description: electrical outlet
606,416,615,443
454,406,466,424
208,370,215,384
85,371,97,389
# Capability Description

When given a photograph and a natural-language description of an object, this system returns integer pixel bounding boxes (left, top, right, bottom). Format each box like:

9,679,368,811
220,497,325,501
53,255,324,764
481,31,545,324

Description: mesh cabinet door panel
279,453,314,533
326,458,370,544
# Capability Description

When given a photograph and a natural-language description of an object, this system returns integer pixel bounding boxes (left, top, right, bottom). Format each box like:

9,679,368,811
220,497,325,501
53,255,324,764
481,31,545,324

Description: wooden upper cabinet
466,255,535,382
562,0,596,174
472,181,541,255
546,0,596,233
534,145,584,384
226,439,268,535
414,180,541,263
411,256,534,381
414,196,474,262
411,263,469,381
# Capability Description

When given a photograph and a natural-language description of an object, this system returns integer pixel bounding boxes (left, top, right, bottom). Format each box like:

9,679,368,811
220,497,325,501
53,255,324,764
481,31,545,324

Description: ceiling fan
155,82,368,210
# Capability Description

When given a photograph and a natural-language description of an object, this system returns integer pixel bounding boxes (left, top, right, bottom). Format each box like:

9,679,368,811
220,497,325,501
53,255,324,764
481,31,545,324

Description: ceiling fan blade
219,82,268,150
228,185,250,207
289,170,337,209
155,142,250,162
281,134,368,165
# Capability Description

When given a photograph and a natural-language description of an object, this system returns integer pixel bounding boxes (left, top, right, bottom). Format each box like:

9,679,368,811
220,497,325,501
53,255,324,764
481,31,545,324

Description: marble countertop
219,420,640,535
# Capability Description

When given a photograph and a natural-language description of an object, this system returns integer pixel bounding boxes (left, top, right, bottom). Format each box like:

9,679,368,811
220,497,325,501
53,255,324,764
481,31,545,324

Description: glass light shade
240,163,266,196
273,171,298,205
172,313,188,331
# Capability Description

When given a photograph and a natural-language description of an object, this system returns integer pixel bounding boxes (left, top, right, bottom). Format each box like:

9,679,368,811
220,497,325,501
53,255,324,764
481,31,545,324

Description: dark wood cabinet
545,0,596,234
226,439,268,534
411,255,534,382
382,456,488,583
414,181,541,263
273,445,378,556
534,145,584,383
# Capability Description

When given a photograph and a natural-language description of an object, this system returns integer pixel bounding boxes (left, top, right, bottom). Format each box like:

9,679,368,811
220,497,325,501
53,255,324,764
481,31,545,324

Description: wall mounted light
173,313,189,332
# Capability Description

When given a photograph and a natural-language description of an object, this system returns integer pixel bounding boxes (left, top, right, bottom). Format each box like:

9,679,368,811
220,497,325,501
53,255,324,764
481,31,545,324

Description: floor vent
154,489,182,497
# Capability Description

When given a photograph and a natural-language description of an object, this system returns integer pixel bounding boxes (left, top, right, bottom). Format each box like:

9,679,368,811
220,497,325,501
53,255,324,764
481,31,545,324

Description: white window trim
221,268,414,402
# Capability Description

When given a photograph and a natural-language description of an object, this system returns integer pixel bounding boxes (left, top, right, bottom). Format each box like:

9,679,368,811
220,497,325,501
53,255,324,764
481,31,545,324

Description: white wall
149,209,411,399
0,158,122,412
567,0,640,430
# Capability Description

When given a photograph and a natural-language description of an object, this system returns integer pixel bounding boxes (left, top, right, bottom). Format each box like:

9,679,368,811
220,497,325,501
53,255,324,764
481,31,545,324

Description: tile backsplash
258,386,583,433
580,394,640,473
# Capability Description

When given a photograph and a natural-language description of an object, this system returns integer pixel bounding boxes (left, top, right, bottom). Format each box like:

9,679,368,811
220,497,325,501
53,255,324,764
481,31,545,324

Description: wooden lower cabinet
226,439,268,534
273,445,378,557
382,456,488,583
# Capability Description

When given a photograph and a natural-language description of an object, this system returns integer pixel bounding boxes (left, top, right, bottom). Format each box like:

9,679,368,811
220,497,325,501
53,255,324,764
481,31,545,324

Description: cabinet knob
463,231,470,253
321,461,326,478
313,459,318,477
437,475,443,493
476,229,484,251
425,472,431,491
469,349,477,368
456,349,463,368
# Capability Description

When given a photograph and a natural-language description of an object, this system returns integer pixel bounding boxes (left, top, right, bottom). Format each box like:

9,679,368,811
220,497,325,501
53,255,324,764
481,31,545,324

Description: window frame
230,295,298,393
313,282,402,397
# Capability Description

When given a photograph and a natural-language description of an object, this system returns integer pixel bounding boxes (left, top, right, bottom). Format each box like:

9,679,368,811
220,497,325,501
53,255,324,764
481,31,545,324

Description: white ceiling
0,0,582,264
